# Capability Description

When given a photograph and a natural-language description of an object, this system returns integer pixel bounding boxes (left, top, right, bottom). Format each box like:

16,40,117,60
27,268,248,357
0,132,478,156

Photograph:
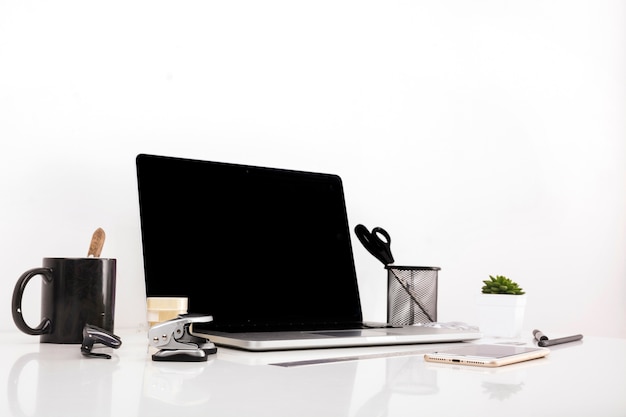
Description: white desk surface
1,329,624,417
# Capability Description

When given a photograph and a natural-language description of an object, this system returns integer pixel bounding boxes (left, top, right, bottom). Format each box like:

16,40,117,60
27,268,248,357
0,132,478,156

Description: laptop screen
136,154,363,330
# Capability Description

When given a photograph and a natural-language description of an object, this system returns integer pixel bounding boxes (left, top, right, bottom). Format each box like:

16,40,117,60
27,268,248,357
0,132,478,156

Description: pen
532,329,548,341
534,332,583,347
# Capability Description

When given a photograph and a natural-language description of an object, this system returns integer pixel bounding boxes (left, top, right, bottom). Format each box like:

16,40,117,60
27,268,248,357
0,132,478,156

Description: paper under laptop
136,154,480,351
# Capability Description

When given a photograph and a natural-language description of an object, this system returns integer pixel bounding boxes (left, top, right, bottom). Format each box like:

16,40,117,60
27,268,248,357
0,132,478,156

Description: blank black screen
136,154,363,330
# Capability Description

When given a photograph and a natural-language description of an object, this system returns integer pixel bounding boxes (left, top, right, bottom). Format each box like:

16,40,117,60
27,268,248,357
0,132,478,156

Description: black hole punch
81,324,122,359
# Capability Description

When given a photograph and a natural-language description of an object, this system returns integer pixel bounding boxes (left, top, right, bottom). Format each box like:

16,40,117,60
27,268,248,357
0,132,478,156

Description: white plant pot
476,294,527,338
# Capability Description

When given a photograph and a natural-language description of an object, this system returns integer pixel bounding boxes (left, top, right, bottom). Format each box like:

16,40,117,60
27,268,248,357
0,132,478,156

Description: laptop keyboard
199,321,393,333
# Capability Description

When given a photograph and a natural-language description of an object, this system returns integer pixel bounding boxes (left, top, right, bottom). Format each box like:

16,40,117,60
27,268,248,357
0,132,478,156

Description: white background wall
1,0,624,338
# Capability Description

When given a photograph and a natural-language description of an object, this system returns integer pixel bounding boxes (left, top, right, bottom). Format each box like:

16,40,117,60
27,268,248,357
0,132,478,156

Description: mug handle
12,267,53,335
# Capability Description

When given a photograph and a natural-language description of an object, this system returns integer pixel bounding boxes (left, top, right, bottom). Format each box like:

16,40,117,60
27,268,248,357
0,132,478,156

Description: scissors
354,224,395,266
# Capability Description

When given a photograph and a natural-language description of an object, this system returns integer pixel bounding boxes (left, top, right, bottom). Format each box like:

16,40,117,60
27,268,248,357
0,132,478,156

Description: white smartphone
423,344,550,367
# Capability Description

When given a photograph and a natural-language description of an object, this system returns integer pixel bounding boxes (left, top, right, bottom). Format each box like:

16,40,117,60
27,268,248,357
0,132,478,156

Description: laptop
136,154,480,351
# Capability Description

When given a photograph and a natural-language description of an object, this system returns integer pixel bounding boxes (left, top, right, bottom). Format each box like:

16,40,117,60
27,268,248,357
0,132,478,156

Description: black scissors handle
354,224,395,266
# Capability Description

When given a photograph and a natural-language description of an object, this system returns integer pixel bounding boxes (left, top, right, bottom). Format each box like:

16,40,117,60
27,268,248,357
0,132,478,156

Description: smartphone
423,344,549,367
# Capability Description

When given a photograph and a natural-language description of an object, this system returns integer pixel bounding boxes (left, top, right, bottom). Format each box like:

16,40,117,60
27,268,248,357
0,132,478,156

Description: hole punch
148,314,217,362
81,324,122,359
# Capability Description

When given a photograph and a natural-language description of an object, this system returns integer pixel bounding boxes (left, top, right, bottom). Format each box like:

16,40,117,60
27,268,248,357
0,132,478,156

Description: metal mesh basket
386,266,439,326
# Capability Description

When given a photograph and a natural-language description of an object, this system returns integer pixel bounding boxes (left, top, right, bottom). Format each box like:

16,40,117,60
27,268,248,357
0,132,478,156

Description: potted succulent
476,275,527,338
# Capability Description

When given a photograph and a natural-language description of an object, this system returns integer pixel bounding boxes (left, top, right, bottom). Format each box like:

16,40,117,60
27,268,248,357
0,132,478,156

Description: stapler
149,314,217,362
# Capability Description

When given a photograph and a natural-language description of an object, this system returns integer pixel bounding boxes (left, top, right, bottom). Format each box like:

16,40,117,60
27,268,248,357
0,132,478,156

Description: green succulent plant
482,275,525,295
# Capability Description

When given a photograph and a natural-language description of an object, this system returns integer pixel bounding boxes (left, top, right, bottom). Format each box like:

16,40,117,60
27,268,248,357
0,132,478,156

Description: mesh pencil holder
386,266,439,326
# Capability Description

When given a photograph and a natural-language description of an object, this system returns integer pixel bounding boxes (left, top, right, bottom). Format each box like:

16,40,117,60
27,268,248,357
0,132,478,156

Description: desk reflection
354,356,438,417
138,355,358,416
423,356,544,401
142,360,213,407
8,345,117,417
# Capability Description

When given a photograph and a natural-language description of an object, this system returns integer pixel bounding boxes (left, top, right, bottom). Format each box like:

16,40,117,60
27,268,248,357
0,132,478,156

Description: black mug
12,257,116,344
